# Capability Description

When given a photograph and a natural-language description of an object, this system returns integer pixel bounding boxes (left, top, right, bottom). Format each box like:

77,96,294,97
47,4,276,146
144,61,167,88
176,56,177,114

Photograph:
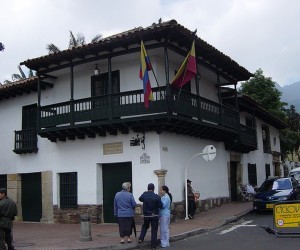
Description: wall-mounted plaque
140,153,150,164
103,142,123,155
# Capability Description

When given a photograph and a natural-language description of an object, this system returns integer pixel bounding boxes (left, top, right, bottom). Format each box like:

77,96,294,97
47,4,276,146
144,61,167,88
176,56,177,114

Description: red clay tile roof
21,20,252,82
0,77,53,101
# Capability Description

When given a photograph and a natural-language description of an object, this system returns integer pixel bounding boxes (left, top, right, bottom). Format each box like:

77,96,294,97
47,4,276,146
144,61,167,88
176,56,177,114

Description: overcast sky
1,0,300,86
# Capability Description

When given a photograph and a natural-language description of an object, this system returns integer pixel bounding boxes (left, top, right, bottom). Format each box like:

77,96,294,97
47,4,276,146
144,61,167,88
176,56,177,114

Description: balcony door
91,71,120,120
22,104,37,130
19,104,37,151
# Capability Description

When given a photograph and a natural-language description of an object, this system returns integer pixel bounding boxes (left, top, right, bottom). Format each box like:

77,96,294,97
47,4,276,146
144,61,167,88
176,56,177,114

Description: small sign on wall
140,153,150,164
103,142,123,155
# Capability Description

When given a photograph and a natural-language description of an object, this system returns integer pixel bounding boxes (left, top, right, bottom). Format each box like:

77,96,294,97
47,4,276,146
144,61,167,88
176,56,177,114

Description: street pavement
12,201,253,250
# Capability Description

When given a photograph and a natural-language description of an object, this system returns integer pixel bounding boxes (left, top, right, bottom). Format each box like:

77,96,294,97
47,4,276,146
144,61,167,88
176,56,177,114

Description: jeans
188,199,196,217
159,216,170,247
139,216,159,248
0,227,14,250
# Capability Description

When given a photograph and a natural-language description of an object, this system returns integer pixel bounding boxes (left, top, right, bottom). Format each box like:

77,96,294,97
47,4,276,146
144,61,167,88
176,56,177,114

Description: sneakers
188,214,193,219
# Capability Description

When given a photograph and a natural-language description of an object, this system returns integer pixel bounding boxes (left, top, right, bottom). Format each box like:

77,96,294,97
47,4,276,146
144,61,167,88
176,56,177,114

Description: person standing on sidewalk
159,185,172,248
187,179,196,219
114,182,137,244
0,188,18,250
138,183,163,249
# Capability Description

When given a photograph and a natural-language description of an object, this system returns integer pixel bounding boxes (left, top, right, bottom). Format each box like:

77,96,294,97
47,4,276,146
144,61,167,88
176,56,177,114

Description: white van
288,167,300,184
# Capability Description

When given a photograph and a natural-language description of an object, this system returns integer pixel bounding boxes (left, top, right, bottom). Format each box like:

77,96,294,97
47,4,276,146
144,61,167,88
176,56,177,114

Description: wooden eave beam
27,42,165,74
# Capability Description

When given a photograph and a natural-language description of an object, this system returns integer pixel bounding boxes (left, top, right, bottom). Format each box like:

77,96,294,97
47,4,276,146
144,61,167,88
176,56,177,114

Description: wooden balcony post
70,65,75,125
196,63,202,121
108,56,112,120
217,74,223,126
164,43,172,115
37,74,41,131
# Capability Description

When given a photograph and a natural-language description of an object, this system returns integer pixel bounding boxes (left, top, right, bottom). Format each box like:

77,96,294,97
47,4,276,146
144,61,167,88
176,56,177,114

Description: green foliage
47,31,102,54
68,31,85,49
281,105,300,161
4,66,36,83
0,42,4,52
91,34,102,43
240,68,287,119
240,68,300,161
46,43,60,54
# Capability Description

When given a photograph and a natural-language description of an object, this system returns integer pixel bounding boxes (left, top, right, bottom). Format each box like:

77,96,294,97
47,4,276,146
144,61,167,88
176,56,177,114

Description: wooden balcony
35,86,256,152
13,128,38,154
225,124,257,153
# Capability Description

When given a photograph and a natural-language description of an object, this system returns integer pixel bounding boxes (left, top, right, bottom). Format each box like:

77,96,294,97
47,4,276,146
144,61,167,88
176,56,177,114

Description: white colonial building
0,20,286,223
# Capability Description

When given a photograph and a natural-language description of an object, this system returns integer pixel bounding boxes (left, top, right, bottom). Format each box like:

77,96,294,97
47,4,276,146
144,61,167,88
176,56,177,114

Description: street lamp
185,145,216,220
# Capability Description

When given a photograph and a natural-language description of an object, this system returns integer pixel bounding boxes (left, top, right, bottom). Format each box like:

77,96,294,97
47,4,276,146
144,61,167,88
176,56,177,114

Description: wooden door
102,162,132,223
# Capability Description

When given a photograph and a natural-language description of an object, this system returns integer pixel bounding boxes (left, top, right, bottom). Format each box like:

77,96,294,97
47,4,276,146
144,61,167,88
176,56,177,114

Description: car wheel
296,194,300,200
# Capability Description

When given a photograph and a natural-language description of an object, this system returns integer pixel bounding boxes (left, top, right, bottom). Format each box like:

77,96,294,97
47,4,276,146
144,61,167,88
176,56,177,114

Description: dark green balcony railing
240,124,257,146
13,128,38,154
39,86,238,131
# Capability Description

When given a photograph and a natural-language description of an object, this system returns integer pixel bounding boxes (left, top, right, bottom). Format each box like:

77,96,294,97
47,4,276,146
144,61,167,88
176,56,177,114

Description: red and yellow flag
139,41,153,108
171,40,197,88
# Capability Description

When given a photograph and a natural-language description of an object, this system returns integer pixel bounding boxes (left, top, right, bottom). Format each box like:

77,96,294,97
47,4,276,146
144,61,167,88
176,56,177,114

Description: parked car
253,177,300,211
288,166,300,184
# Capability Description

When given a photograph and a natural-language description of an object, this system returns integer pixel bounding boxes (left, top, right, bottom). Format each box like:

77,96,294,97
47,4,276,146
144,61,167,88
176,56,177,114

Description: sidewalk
12,202,253,250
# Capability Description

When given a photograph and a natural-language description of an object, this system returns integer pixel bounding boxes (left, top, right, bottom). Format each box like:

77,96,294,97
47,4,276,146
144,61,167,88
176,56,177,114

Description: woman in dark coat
114,182,136,244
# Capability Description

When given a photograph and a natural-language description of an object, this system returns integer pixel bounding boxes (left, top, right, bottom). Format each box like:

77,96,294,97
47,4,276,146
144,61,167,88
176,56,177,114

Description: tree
0,42,4,52
239,68,297,161
240,68,287,120
46,31,102,54
4,66,36,84
281,105,300,160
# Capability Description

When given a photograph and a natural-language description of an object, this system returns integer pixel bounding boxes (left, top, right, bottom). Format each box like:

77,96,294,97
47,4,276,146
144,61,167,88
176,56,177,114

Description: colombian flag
171,40,197,88
139,41,153,108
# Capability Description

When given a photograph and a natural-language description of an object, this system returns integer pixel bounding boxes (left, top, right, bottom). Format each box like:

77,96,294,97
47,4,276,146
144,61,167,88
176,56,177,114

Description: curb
68,208,254,250
224,208,253,225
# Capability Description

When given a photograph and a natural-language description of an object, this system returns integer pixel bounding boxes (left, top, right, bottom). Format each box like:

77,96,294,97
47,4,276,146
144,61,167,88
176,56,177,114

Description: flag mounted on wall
171,40,197,88
139,41,153,108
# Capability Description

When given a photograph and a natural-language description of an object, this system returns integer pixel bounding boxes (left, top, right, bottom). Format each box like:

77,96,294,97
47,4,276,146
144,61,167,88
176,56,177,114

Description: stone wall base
52,197,229,224
53,205,102,224
171,197,230,222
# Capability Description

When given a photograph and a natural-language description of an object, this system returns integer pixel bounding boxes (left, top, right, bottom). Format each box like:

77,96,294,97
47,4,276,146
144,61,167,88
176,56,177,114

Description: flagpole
144,45,163,100
176,36,197,104
177,48,190,104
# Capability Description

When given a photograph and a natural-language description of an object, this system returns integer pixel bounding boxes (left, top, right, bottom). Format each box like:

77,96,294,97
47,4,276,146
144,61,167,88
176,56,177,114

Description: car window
272,179,292,190
260,179,275,192
290,172,300,182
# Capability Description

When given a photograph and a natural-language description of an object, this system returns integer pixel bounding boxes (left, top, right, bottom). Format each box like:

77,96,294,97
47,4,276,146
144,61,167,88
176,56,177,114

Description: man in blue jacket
138,183,163,249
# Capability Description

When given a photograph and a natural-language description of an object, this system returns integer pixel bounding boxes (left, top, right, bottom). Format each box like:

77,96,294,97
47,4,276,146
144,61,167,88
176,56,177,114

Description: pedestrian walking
114,182,136,244
187,179,196,219
159,185,172,248
138,183,163,249
0,188,18,250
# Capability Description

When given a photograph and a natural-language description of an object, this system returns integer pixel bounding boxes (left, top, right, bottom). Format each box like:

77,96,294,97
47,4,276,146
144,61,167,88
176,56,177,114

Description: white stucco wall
241,116,282,187
159,133,229,201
